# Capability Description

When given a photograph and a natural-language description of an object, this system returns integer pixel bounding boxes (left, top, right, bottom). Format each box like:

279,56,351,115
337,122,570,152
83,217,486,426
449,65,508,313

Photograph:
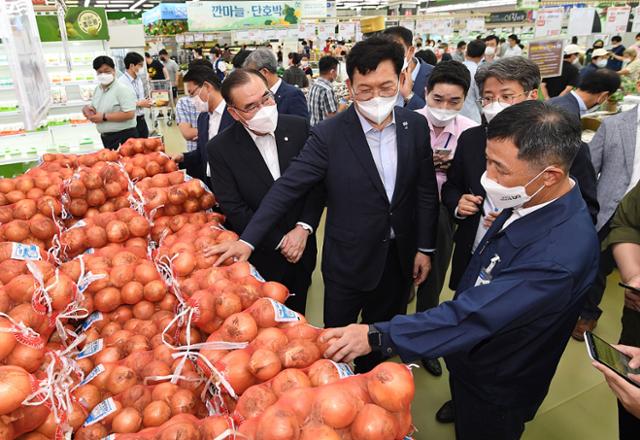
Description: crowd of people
80,27,640,438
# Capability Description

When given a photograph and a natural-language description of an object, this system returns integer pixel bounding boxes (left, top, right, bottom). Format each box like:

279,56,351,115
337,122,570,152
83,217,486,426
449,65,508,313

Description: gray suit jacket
589,105,638,231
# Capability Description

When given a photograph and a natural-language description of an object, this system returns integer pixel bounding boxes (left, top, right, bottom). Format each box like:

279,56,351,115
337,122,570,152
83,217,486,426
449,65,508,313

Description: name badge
474,254,501,287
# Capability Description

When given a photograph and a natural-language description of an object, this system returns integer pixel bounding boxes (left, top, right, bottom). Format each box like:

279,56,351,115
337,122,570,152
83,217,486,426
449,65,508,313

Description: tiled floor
162,122,623,439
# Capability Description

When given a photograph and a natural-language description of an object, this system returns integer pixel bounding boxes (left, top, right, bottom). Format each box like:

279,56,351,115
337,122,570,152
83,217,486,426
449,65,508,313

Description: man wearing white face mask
414,60,479,377
207,69,323,315
383,26,433,110
82,56,137,150
206,37,440,373
319,101,600,440
580,48,610,80
173,66,233,188
119,52,152,139
483,35,500,64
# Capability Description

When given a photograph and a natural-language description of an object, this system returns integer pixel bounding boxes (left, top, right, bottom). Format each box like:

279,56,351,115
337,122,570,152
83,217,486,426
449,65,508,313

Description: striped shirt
307,77,338,126
175,96,199,151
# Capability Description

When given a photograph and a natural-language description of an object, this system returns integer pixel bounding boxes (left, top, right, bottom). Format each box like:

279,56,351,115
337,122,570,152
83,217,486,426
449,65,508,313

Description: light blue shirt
396,58,421,107
571,90,588,115
355,109,397,202
119,72,145,117
461,60,482,124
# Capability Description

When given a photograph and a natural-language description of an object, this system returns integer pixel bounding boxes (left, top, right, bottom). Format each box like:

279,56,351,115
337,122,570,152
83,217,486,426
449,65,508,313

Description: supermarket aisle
161,122,623,440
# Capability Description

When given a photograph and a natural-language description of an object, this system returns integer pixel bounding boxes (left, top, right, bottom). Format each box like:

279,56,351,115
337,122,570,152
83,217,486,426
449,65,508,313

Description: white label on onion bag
269,298,299,322
250,265,265,282
68,219,86,230
79,311,103,332
11,243,41,261
77,339,103,359
79,364,105,386
332,361,354,378
77,271,106,294
83,398,117,426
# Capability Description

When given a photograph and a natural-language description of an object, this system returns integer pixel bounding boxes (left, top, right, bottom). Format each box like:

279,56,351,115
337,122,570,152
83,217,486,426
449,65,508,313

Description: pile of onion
136,176,216,217
121,151,178,180
63,164,130,218
118,138,165,157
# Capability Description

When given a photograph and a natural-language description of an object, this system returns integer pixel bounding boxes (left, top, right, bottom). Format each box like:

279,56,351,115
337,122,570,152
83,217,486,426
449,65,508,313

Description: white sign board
338,22,355,40
318,22,336,40
399,20,414,32
0,0,50,130
301,0,326,17
466,18,485,33
534,8,563,38
605,6,630,34
299,23,316,39
434,19,453,36
568,7,596,37
633,6,640,32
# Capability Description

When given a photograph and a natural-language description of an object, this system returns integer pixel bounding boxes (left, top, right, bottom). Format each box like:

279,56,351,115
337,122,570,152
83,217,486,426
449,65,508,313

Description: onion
142,400,172,427
0,366,33,414
69,199,89,217
278,339,321,369
151,382,179,404
235,384,278,422
0,318,18,361
86,189,106,207
214,291,243,319
73,384,101,410
0,418,14,439
367,363,414,413
4,220,30,242
256,405,300,440
248,297,279,328
6,343,44,372
6,190,25,204
133,300,155,319
350,404,397,440
173,251,196,277
252,328,289,353
300,424,341,440
94,287,122,312
29,217,56,240
74,424,108,440
135,263,159,284
313,385,359,429
141,360,171,384
45,272,75,310
308,360,341,387
82,172,101,190
217,350,255,395
249,348,282,381
106,220,130,243
112,250,139,267
393,410,413,438
106,365,138,395
168,186,188,205
220,312,258,343
143,280,165,302
199,416,231,438
279,386,315,424
36,196,61,217
112,406,143,433
170,388,197,415
0,178,15,193
158,420,201,440
271,369,311,398
284,325,318,342
122,281,144,304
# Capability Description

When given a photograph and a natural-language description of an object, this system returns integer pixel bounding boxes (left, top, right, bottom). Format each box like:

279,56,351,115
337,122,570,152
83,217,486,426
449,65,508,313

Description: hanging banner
466,17,485,32
301,0,326,18
0,0,51,130
528,39,564,78
633,6,640,32
355,22,362,41
518,0,538,10
399,19,414,32
567,7,596,37
187,1,303,32
487,11,528,24
433,19,453,36
318,22,336,40
338,22,355,40
142,4,187,26
36,7,110,42
605,6,630,34
534,8,563,38
299,22,316,39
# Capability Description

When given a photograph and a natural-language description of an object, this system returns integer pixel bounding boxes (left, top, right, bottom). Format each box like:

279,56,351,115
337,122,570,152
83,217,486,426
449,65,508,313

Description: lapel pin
284,136,289,141
402,121,408,130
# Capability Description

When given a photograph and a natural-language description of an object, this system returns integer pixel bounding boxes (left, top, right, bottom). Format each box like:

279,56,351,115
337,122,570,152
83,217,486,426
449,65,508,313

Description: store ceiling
64,0,165,11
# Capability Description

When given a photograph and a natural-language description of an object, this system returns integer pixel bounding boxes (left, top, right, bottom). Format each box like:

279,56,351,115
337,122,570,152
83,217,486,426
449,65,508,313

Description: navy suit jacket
182,109,234,188
239,105,439,290
376,184,599,409
274,80,309,119
404,60,434,110
548,93,581,120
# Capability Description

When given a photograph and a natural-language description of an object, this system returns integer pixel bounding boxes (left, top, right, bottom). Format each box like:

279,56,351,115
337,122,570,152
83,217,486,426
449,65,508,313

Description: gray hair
475,56,541,94
242,48,278,73
487,100,581,171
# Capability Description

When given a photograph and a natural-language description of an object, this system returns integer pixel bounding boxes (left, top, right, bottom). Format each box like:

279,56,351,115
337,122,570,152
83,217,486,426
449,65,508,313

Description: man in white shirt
503,34,523,58
173,66,233,188
460,39,485,123
119,52,152,138
207,68,323,314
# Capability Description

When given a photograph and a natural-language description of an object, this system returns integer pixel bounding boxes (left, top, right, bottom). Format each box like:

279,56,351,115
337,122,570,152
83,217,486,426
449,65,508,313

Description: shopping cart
148,79,176,130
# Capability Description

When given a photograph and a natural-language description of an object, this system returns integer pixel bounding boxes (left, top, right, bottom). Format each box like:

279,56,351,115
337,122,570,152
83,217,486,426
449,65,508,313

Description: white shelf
51,100,91,108
0,110,18,116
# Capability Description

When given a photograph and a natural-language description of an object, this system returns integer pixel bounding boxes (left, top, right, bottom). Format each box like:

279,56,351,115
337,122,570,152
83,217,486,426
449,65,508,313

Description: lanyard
442,133,453,149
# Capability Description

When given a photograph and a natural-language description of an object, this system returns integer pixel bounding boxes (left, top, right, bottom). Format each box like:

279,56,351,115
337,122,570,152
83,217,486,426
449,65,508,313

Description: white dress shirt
270,78,283,95
206,99,227,177
571,91,588,115
119,71,145,117
244,127,281,180
503,45,523,58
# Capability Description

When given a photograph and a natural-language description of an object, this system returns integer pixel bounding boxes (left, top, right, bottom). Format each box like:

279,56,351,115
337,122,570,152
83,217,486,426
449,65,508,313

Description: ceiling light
423,0,515,12
83,0,90,6
128,0,146,10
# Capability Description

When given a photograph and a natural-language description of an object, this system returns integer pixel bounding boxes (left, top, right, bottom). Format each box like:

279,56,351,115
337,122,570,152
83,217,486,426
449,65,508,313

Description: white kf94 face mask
245,103,278,134
354,93,398,125
426,106,460,127
480,168,549,210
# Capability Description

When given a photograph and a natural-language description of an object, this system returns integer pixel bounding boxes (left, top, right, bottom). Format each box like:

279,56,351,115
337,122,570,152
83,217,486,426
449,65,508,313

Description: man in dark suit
207,69,322,314
173,67,233,187
243,48,309,119
208,37,440,373
437,56,599,423
383,26,433,110
548,68,621,120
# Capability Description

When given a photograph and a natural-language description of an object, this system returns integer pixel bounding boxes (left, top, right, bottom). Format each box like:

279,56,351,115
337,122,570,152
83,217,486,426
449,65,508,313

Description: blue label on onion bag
268,298,299,322
333,361,354,378
79,312,103,332
79,364,105,386
83,397,117,426
250,265,265,282
11,243,41,261
77,339,103,360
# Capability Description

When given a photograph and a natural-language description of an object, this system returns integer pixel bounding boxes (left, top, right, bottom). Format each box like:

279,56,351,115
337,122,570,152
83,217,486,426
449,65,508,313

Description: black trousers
580,219,614,320
136,115,149,138
100,127,138,150
417,206,454,313
323,241,411,373
618,307,640,439
451,378,535,440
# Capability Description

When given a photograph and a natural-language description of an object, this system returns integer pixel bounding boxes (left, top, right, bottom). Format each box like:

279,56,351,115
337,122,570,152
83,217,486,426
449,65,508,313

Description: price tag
79,364,105,386
77,338,103,360
11,243,41,260
83,398,117,426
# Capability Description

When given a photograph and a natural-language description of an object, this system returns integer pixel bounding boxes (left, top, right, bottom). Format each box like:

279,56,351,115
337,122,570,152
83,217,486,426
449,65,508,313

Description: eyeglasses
476,91,531,107
188,86,203,98
232,91,275,114
352,84,399,102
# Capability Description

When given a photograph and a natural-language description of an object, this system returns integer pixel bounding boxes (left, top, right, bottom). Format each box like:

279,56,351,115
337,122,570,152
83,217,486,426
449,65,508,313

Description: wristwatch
102,113,107,122
367,324,383,350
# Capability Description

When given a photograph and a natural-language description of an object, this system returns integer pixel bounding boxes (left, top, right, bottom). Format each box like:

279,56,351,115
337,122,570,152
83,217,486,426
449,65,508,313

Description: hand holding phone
585,332,640,387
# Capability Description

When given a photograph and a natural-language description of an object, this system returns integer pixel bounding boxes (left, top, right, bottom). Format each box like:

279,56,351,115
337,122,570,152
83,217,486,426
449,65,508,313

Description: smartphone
619,282,640,294
585,331,640,387
434,148,452,157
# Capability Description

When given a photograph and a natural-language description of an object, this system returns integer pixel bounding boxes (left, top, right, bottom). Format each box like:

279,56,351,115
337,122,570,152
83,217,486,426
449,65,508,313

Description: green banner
36,7,110,42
